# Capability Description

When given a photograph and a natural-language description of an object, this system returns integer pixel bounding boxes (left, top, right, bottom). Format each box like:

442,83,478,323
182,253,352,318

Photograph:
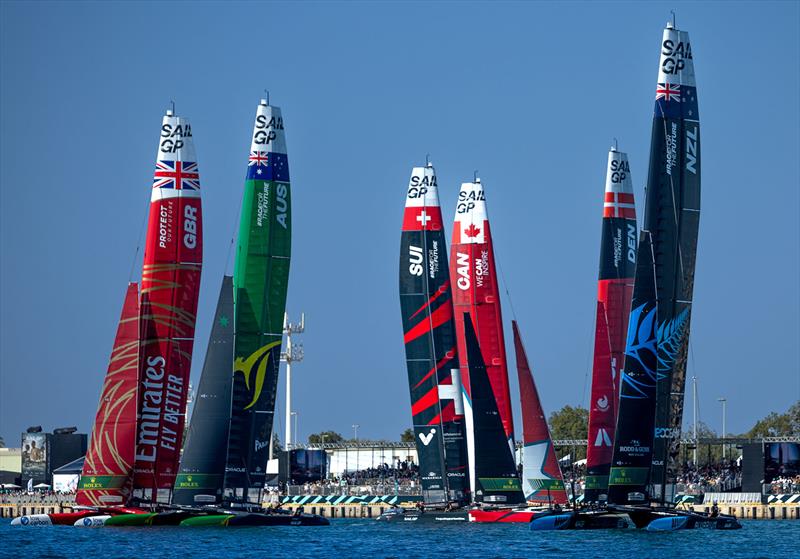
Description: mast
224,98,291,504
584,147,637,502
132,108,203,504
647,21,701,502
76,283,140,507
449,177,516,499
172,277,234,506
399,162,469,505
512,321,568,505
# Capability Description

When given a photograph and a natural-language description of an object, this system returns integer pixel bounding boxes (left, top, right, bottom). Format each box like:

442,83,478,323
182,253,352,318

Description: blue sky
1,1,798,446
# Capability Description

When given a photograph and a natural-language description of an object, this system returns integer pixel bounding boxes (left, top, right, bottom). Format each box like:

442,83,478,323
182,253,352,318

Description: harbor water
3,518,798,559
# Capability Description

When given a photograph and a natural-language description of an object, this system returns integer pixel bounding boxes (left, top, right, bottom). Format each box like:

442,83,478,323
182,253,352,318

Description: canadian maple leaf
464,224,481,238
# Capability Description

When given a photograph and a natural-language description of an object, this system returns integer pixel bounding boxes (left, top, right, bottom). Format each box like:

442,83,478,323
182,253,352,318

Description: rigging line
421,162,451,497
580,302,595,409
128,194,151,283
225,157,248,275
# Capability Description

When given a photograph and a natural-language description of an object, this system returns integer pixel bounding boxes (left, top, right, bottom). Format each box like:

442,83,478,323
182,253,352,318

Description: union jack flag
655,82,681,102
248,151,269,167
153,160,200,190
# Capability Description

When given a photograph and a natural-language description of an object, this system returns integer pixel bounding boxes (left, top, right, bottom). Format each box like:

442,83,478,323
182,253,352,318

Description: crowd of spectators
768,475,800,495
287,461,421,496
674,460,742,494
0,489,76,505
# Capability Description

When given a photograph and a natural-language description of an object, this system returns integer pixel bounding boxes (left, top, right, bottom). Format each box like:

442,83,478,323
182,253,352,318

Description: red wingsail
76,283,140,507
513,321,567,504
449,179,515,440
132,110,203,501
584,147,637,501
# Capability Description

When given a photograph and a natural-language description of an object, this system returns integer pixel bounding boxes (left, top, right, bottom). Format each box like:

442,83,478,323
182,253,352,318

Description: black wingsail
463,317,525,505
172,276,234,505
399,163,469,505
607,232,658,505
645,24,701,499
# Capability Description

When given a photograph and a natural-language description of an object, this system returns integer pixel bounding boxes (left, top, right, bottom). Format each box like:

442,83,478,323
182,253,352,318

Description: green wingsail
224,99,291,495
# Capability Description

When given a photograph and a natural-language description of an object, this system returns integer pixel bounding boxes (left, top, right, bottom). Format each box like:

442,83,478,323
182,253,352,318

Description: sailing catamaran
224,98,291,505
109,99,324,527
605,22,739,531
131,107,203,505
584,146,637,502
398,162,470,508
530,21,739,531
449,177,522,505
470,321,568,523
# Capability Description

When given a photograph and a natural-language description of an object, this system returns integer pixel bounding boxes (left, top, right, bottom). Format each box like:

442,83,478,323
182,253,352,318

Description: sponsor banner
478,477,523,492
78,474,130,490
173,473,222,491
21,433,47,482
583,475,610,490
608,466,649,486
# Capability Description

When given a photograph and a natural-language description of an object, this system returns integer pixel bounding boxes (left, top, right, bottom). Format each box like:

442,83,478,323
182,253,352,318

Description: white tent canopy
33,483,51,489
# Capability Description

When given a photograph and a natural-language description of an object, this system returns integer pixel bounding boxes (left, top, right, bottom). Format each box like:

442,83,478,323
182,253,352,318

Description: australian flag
247,151,289,182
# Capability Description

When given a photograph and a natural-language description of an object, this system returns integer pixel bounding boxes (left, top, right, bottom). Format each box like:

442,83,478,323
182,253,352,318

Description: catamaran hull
12,507,144,527
181,513,329,527
529,511,630,530
104,510,202,526
622,508,742,531
376,509,469,522
468,507,550,523
74,515,112,527
11,515,53,527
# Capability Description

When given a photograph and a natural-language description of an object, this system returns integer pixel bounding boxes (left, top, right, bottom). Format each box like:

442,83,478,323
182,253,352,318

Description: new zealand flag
247,151,289,182
655,83,699,120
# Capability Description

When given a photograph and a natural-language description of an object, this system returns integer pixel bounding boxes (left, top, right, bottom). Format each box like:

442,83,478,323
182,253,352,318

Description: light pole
692,376,698,465
281,313,305,452
718,397,727,460
352,424,359,442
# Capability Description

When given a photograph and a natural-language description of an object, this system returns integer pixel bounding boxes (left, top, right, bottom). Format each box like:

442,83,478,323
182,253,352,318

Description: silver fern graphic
656,308,690,375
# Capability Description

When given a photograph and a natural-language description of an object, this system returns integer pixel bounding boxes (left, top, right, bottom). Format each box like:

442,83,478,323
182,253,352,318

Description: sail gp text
135,356,184,462
661,38,692,76
159,122,191,153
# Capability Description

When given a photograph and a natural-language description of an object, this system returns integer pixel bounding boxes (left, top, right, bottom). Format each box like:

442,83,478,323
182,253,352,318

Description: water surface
3,518,796,559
